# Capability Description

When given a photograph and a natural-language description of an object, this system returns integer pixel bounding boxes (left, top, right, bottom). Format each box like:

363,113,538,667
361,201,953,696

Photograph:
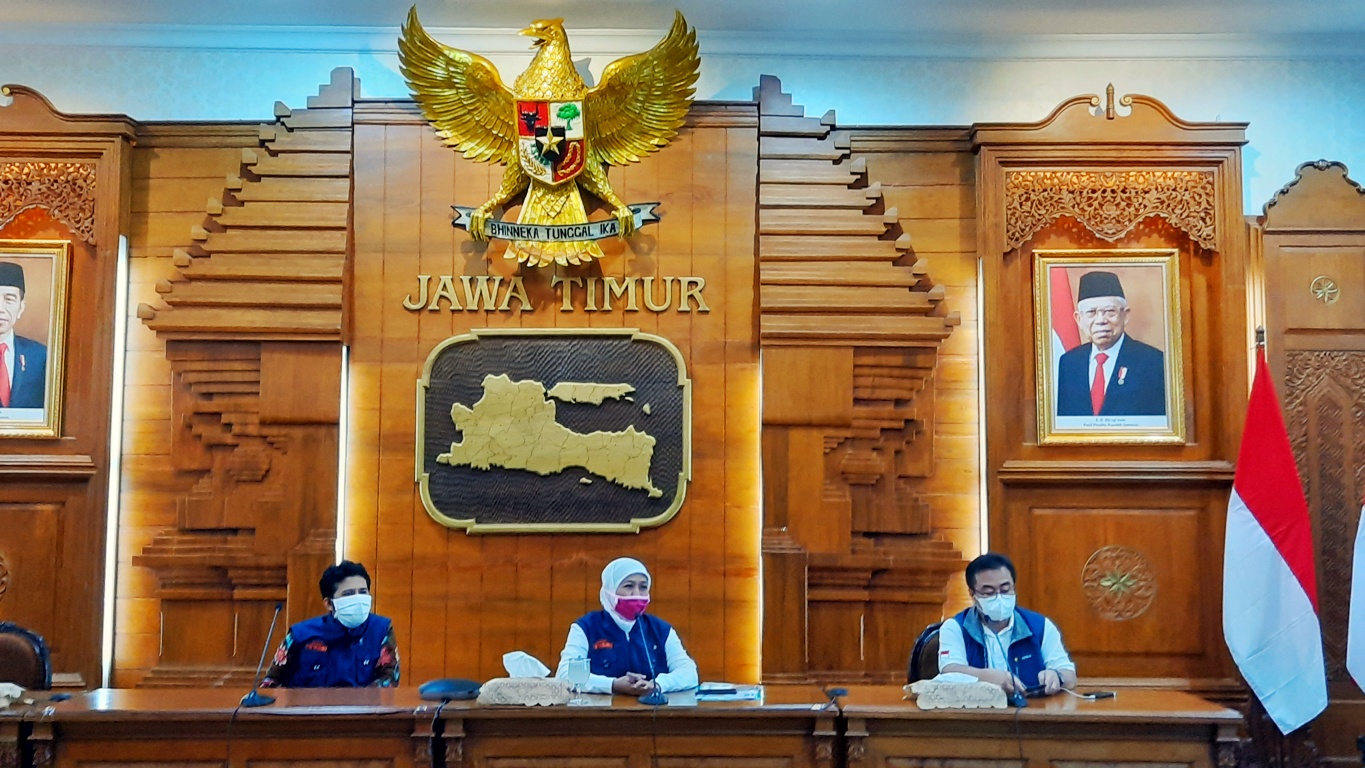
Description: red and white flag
1223,349,1327,734
1050,267,1083,352
1349,496,1365,692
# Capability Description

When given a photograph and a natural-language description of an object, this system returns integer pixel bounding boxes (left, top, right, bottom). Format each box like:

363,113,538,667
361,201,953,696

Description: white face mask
332,593,372,628
976,593,1016,623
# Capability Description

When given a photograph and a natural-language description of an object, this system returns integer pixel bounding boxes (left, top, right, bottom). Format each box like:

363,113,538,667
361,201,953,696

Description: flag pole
1255,325,1266,350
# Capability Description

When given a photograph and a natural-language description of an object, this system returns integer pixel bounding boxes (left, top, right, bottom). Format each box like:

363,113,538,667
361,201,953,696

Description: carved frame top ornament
1264,159,1365,212
1004,169,1217,251
1261,159,1365,232
0,161,97,244
975,87,1244,258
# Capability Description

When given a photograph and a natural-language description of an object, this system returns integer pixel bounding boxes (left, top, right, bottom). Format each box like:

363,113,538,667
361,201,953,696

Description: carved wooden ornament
1081,545,1157,621
0,161,97,244
1004,169,1217,251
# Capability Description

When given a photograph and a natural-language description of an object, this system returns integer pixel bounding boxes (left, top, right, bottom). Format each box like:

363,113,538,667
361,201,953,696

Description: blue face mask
332,594,372,628
976,593,1015,622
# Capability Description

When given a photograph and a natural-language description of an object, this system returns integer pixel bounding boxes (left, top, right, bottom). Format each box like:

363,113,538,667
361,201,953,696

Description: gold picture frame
1034,249,1185,445
0,240,70,439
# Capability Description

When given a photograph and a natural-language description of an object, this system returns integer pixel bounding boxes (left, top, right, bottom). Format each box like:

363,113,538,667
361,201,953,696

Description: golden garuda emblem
399,9,700,267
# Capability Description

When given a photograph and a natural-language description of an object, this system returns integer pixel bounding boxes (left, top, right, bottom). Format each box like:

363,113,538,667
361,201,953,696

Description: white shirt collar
985,613,1015,637
606,609,635,633
1090,333,1125,365
0,330,13,349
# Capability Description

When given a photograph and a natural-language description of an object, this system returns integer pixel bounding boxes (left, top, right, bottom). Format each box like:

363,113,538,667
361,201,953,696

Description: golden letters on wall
400,12,703,532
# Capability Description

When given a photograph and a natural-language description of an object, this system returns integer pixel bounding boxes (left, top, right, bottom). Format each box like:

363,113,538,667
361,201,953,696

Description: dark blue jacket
283,613,391,688
950,606,1049,685
6,335,46,409
575,611,672,679
1056,335,1166,416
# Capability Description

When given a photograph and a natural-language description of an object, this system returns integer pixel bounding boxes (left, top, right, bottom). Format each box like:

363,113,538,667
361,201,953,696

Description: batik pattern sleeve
372,625,400,687
259,632,295,688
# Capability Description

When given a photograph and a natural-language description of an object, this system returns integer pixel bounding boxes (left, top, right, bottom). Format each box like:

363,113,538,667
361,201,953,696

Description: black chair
906,621,943,684
0,622,51,690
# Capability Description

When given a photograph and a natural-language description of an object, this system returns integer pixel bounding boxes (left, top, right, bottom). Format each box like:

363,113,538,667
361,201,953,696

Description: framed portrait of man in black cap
0,241,70,438
1033,249,1185,444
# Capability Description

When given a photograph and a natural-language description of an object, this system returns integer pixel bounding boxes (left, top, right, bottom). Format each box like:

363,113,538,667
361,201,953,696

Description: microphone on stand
241,602,284,708
1006,654,1028,708
821,687,848,713
638,622,668,707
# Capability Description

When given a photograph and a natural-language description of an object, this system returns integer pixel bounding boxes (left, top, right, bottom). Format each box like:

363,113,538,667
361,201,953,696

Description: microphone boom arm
241,603,285,708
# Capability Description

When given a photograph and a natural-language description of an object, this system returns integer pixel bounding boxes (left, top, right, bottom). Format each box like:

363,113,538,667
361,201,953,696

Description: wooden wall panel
853,132,981,613
976,92,1248,694
756,78,969,684
0,87,135,686
1260,160,1365,765
1002,487,1231,679
116,129,259,687
115,71,355,687
0,500,63,638
347,101,761,684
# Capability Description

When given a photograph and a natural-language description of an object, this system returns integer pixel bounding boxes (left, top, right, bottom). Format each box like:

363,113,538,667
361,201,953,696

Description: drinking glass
566,658,590,705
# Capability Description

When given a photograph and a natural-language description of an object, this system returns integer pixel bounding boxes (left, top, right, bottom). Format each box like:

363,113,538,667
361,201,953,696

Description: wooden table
1,685,1241,768
16,685,838,768
25,687,439,768
436,686,838,768
840,685,1243,768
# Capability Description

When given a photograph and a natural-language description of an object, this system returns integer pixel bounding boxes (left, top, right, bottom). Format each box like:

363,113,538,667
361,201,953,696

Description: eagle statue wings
398,8,700,267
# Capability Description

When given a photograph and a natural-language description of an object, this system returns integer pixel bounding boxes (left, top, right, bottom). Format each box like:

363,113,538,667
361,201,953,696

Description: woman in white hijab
556,557,699,695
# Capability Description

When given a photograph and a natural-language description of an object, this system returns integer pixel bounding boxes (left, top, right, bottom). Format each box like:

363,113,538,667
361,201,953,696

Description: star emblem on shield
517,100,586,184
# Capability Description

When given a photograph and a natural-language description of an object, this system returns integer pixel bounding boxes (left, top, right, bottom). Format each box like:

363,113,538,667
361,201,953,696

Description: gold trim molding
0,162,97,244
1004,170,1217,251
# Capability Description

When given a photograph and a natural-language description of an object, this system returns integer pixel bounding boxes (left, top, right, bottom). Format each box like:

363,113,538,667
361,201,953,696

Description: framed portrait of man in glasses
0,240,70,438
1033,249,1185,445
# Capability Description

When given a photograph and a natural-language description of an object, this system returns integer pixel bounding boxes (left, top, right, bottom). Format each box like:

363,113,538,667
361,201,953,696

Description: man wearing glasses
938,553,1076,696
1055,270,1166,417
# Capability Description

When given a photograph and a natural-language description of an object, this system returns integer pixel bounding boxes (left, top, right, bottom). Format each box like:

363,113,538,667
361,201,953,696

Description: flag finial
1255,326,1266,349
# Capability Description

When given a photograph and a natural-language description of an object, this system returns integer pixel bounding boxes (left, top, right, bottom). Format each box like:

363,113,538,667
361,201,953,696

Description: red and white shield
515,100,586,184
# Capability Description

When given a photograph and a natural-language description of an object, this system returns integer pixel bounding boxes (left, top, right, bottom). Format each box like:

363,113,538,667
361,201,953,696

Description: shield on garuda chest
516,100,586,184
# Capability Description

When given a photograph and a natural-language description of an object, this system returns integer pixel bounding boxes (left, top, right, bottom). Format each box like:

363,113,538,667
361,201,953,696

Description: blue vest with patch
284,613,391,688
574,611,672,679
951,606,1049,684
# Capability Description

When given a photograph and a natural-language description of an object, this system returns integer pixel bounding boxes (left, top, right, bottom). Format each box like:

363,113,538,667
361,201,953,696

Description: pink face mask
613,596,650,621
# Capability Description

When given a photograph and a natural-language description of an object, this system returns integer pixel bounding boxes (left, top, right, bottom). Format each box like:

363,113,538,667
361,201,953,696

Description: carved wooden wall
113,69,983,688
0,86,134,686
976,90,1248,690
754,77,967,683
117,70,354,686
1259,159,1365,764
17,64,1269,697
346,97,761,685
